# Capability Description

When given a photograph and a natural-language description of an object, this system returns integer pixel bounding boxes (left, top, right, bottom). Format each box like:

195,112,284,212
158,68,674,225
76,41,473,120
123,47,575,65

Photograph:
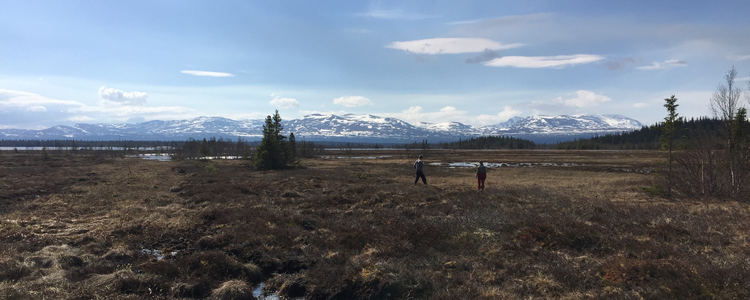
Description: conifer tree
199,138,210,158
254,110,291,170
661,95,680,196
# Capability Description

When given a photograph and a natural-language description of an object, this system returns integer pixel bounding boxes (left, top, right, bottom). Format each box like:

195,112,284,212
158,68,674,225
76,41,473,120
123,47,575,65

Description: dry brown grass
2,149,749,299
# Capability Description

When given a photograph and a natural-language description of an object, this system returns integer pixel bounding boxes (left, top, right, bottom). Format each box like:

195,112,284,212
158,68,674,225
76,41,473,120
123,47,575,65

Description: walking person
413,155,427,185
476,161,487,190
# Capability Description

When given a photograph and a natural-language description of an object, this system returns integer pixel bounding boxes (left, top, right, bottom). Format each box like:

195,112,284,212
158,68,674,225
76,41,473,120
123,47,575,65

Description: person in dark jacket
476,161,487,190
413,155,427,185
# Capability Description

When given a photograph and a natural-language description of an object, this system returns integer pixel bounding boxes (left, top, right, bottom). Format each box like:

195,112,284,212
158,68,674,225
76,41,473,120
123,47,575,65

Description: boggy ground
1,150,750,299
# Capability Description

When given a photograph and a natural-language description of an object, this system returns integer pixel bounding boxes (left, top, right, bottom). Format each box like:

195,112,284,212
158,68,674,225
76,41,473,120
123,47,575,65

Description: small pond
431,162,583,168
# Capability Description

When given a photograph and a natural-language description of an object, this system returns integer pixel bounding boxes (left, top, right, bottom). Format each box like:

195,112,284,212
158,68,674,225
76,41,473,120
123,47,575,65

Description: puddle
321,156,390,159
126,154,256,161
253,282,281,300
128,153,172,161
0,146,174,151
141,249,177,261
431,162,583,168
609,167,654,174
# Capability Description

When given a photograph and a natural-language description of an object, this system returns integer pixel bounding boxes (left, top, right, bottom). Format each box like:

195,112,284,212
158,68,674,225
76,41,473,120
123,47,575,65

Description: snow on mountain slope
285,114,426,139
485,114,643,134
0,114,643,142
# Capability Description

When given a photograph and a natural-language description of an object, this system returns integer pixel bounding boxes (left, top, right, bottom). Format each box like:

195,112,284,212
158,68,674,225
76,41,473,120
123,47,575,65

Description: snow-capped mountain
0,114,643,143
285,114,424,139
1,117,266,141
483,114,643,135
414,121,475,134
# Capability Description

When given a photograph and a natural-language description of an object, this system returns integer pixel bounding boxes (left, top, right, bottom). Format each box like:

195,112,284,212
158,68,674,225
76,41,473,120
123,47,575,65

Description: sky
2,0,750,130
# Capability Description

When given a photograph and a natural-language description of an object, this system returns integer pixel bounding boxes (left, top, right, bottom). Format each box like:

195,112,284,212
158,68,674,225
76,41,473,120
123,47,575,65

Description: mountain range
0,114,644,143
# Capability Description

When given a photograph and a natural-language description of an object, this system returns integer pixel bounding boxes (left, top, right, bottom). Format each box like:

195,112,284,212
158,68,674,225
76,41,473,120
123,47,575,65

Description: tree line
437,135,536,149
552,118,731,150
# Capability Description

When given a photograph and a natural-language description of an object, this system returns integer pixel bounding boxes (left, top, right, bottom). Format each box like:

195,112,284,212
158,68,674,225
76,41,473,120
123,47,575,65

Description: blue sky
2,0,750,129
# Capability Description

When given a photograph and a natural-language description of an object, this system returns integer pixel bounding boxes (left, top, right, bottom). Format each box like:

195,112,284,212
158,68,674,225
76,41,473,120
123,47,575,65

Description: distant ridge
0,114,643,143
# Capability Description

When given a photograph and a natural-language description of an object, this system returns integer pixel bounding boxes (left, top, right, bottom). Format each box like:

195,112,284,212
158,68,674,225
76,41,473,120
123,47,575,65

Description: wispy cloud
451,13,551,37
728,54,750,61
633,102,648,108
0,88,199,128
637,59,687,70
387,38,523,55
603,57,641,70
26,105,47,112
357,8,433,20
0,89,84,110
68,116,95,122
181,70,234,77
98,86,148,106
333,96,372,107
447,19,484,26
484,54,604,68
525,90,612,115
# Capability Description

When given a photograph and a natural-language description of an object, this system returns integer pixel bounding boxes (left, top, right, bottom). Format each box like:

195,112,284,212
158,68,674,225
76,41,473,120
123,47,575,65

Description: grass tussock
1,150,750,299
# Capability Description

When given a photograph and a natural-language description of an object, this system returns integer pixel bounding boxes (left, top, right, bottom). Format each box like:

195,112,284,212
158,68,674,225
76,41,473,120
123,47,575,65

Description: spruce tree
661,95,680,197
199,138,210,158
254,110,291,170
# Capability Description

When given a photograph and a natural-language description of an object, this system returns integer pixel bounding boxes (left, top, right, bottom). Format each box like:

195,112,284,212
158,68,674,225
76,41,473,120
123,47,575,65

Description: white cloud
98,86,148,106
357,8,432,20
633,102,648,108
525,90,614,115
387,105,523,126
476,106,522,125
484,54,604,68
0,89,84,110
181,70,234,77
102,105,195,116
728,54,750,61
562,90,612,107
389,106,469,124
68,116,94,122
298,109,349,116
637,59,687,70
387,38,523,55
270,97,299,109
333,96,372,107
26,105,47,112
0,88,202,128
220,112,266,120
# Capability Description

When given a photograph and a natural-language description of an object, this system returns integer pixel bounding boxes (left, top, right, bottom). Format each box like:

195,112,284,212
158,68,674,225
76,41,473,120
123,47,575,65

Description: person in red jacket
476,161,487,190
